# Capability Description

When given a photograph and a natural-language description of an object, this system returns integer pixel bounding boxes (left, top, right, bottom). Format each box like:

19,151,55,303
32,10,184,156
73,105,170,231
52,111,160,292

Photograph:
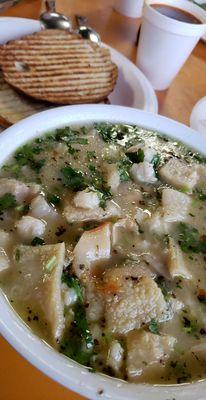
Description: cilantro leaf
170,360,191,384
148,319,160,334
182,315,199,338
62,272,84,304
152,153,161,176
178,222,206,253
118,157,132,182
31,237,45,246
126,148,144,164
60,166,87,191
0,193,17,213
47,193,61,206
194,188,206,201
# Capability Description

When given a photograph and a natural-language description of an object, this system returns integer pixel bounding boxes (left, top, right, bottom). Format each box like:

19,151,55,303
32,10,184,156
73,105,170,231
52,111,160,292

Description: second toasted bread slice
0,71,51,127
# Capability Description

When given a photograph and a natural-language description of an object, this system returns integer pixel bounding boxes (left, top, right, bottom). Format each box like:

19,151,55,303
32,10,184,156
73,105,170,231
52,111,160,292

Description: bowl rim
1,104,206,400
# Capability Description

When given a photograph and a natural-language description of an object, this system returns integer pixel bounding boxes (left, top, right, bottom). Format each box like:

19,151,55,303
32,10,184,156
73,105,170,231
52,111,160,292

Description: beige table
0,1,206,399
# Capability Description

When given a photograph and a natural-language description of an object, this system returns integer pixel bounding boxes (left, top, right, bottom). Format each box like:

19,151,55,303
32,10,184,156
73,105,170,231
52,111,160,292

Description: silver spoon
40,0,72,31
75,15,101,45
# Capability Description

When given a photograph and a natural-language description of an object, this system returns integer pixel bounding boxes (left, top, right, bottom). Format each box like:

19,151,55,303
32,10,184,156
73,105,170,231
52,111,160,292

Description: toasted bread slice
0,71,52,127
0,30,118,105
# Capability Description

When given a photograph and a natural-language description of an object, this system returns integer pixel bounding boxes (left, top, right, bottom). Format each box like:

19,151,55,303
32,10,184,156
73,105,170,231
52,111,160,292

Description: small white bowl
0,104,206,400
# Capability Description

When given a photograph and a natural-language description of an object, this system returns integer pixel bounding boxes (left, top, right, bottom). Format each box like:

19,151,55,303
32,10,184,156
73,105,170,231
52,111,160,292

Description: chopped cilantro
73,302,94,349
118,157,132,182
14,144,45,172
170,360,191,384
193,153,206,164
126,148,144,163
15,248,20,262
194,188,206,201
97,187,112,209
60,269,94,366
87,151,96,160
95,122,125,142
60,166,87,191
0,193,17,214
55,127,88,145
2,163,21,178
155,276,171,301
15,203,30,214
182,314,199,338
177,222,206,253
62,271,84,304
68,145,78,155
148,319,160,334
47,193,61,206
152,153,161,176
31,237,45,246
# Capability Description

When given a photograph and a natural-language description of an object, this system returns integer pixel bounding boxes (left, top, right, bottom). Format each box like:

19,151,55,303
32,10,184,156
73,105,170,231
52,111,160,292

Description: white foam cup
137,0,206,90
114,0,144,18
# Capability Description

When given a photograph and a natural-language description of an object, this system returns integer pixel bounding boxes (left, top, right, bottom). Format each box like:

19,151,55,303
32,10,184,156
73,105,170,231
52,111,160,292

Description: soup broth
1,123,206,384
152,4,202,24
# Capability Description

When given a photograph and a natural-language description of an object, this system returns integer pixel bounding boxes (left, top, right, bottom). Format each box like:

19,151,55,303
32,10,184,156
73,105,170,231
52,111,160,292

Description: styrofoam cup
136,0,206,90
114,0,144,18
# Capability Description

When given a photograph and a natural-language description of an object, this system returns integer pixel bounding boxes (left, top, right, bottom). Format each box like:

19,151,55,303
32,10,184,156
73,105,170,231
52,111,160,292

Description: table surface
0,1,206,399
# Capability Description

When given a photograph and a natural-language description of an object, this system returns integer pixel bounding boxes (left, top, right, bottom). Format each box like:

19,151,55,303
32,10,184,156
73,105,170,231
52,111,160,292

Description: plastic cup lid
190,96,206,135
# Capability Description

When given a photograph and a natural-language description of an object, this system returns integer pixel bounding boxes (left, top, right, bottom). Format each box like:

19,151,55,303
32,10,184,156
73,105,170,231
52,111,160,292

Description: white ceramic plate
0,17,158,113
0,104,206,400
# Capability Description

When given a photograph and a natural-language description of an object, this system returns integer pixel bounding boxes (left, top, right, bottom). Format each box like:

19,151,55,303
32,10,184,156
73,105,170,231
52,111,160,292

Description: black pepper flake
27,317,31,322
33,315,39,321
55,226,66,237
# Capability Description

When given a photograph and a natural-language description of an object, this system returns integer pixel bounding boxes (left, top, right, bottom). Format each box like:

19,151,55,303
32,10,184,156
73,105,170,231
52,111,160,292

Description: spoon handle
45,0,56,12
75,15,88,27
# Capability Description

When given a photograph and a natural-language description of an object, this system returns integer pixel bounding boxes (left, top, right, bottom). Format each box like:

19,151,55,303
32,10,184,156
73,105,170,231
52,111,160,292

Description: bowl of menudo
0,104,206,400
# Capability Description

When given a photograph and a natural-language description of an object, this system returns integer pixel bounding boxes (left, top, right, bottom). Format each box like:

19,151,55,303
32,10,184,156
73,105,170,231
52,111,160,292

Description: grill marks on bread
0,30,118,104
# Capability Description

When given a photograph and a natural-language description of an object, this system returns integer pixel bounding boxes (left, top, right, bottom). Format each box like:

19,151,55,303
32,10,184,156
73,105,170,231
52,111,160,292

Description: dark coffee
152,4,202,24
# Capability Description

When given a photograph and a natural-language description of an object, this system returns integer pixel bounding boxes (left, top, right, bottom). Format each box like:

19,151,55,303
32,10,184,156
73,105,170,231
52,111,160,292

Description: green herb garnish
60,166,87,191
126,148,144,164
155,276,171,301
15,248,20,262
47,193,61,206
31,237,45,246
178,222,206,253
152,153,161,176
0,193,17,214
182,314,199,338
170,360,191,384
194,188,206,201
148,318,160,334
62,272,84,304
118,157,132,182
14,144,45,173
15,203,30,214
